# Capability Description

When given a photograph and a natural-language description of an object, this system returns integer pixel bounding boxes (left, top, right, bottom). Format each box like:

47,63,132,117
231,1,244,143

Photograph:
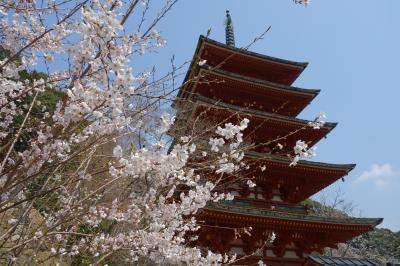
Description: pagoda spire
225,10,235,46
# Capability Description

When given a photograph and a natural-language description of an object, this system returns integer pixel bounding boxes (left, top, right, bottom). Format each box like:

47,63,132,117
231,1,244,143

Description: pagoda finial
225,10,235,47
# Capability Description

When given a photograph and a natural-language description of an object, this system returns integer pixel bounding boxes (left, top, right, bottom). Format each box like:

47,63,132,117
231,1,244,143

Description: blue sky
142,0,400,231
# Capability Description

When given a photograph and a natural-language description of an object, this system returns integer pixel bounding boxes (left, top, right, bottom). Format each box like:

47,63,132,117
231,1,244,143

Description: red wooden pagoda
173,11,382,266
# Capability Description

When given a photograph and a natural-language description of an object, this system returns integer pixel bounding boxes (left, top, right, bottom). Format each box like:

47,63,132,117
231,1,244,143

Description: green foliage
19,69,48,82
302,198,321,210
0,46,11,60
70,221,115,266
301,198,348,218
1,47,66,152
11,72,66,152
78,220,114,235
0,46,21,65
25,155,86,216
26,174,59,210
3,51,69,224
303,198,400,262
352,228,400,262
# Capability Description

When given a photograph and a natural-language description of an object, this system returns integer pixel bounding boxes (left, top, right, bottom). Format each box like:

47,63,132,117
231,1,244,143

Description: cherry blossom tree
0,0,314,265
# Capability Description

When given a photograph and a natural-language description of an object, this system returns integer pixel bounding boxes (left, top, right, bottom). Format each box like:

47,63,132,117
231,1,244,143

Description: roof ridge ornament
225,10,235,47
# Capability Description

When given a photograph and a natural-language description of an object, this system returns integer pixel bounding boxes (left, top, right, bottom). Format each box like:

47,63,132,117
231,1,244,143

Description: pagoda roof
203,201,383,230
246,151,355,171
221,199,309,214
179,95,336,154
306,256,380,266
177,65,320,117
193,95,337,129
182,35,308,87
242,152,355,203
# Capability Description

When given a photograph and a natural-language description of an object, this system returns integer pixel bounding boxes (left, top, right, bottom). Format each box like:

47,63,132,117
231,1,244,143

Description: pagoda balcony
177,65,319,117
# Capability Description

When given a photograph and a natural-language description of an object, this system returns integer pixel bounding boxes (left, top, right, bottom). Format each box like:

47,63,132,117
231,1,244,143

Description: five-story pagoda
171,11,382,266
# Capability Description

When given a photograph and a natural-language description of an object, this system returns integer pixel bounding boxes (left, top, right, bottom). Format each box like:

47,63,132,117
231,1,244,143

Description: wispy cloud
353,163,396,189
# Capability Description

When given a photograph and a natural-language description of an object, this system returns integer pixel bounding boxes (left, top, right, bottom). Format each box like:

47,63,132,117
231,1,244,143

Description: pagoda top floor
176,65,319,117
183,35,308,86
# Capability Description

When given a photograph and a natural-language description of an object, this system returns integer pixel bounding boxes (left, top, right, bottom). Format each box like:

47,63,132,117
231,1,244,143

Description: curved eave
204,203,383,228
178,36,206,98
199,36,308,69
203,66,320,95
178,65,320,102
243,152,354,203
246,151,356,174
193,95,337,130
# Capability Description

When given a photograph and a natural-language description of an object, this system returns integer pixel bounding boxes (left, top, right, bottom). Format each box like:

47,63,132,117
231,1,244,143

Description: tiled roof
246,151,355,172
192,95,338,129
206,202,383,227
199,65,320,94
308,256,379,266
199,35,308,68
